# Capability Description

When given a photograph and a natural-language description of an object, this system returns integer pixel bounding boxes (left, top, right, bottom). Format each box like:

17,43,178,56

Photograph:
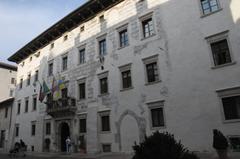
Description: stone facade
8,0,240,154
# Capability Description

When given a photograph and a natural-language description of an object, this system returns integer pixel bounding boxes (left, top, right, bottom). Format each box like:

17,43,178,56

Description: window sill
151,125,166,131
120,87,134,92
223,119,240,124
118,44,129,50
211,61,236,69
98,93,109,97
200,8,223,18
100,131,111,134
141,34,156,41
145,80,161,86
78,62,87,66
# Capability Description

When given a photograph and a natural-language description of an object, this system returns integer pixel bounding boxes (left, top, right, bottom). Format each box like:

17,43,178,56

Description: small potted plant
213,129,229,159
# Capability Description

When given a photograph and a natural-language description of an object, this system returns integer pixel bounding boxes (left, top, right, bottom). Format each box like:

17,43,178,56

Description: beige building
7,0,240,154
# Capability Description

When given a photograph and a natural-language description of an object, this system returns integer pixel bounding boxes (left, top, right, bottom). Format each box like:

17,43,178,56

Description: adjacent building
7,0,240,154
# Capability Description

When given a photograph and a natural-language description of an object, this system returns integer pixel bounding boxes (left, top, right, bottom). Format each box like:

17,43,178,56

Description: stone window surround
17,100,21,115
147,100,166,130
98,110,111,134
26,72,31,86
97,33,107,57
142,54,161,85
45,120,51,136
205,30,236,69
77,44,86,65
216,86,240,123
61,53,68,72
15,124,20,137
78,113,87,134
139,11,156,40
77,77,87,101
48,60,54,76
32,94,38,111
97,71,109,96
198,0,222,18
116,23,129,49
101,143,112,153
31,121,36,136
24,97,29,113
119,63,133,91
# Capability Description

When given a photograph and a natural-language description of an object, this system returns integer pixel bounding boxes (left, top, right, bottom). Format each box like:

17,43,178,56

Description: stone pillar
86,101,99,154
35,115,44,152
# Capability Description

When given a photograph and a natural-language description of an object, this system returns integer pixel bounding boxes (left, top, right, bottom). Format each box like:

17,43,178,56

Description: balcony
45,97,77,118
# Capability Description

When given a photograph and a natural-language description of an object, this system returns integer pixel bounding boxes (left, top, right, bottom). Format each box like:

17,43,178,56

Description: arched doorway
60,122,70,152
44,138,51,152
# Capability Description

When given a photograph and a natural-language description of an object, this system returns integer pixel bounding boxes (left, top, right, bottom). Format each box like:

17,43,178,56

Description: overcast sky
0,0,86,65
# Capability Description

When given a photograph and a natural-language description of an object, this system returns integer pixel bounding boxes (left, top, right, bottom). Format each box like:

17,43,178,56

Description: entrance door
60,123,70,152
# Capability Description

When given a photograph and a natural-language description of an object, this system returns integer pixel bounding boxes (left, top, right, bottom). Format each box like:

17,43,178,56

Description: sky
0,0,86,65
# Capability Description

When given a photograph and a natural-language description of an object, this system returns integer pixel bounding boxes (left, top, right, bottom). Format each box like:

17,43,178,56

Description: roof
8,0,124,63
0,62,17,71
0,97,14,107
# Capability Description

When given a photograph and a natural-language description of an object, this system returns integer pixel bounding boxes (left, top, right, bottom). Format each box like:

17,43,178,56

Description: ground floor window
229,136,240,152
102,143,111,152
147,101,165,129
222,95,240,120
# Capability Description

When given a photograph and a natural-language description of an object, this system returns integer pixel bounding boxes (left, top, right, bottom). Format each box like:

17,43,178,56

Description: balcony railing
45,97,77,118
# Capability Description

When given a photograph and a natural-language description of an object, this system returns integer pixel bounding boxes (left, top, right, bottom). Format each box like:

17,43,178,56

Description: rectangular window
151,108,165,127
11,78,15,84
48,63,53,76
229,136,240,152
19,78,23,89
62,56,68,71
46,122,51,135
9,89,14,97
15,125,19,137
101,115,110,132
17,102,21,115
33,96,37,111
119,29,129,48
31,123,36,136
122,70,132,89
142,18,154,38
35,70,39,82
25,98,29,113
102,144,111,152
79,83,86,100
79,49,85,64
201,0,220,15
210,39,232,66
146,62,159,83
100,77,108,95
99,39,107,56
222,96,240,120
27,73,31,86
50,43,54,49
79,118,87,133
63,35,68,41
5,107,8,118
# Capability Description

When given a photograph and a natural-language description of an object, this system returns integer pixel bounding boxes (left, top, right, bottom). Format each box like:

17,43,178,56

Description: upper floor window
5,107,8,118
48,62,53,76
79,49,85,64
9,89,14,97
34,70,39,82
119,64,132,90
200,0,220,15
32,96,37,111
19,78,23,89
31,122,36,136
63,35,68,41
46,122,51,135
99,111,110,132
79,118,87,133
143,55,160,84
25,98,29,113
99,38,107,56
50,43,54,49
222,96,240,121
140,13,155,39
11,78,15,84
15,124,19,137
62,55,68,71
99,15,105,23
119,29,129,48
79,82,86,100
147,101,165,129
27,73,31,86
206,31,233,68
80,25,85,32
17,101,21,115
61,88,68,98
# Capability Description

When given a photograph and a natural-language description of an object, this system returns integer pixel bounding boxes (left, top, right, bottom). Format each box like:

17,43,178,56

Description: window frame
205,31,235,69
27,73,31,86
48,61,54,76
78,45,86,65
5,107,8,118
32,95,37,111
25,97,29,113
79,114,87,134
139,12,155,39
98,71,109,96
142,55,161,85
199,0,222,17
99,110,111,133
31,121,36,136
119,63,133,91
15,124,19,137
147,100,166,130
77,78,86,100
19,78,23,89
117,24,129,49
216,86,240,123
17,100,21,115
45,122,51,135
62,54,68,71
97,34,107,57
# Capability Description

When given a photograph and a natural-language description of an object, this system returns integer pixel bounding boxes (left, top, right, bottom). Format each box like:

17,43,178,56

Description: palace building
7,0,240,154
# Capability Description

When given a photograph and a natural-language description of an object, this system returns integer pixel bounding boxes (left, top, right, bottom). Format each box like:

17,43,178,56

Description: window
32,96,37,111
99,39,107,56
79,49,85,64
9,89,14,97
101,115,110,131
147,101,165,129
102,144,111,152
80,26,85,32
200,0,220,15
99,15,105,22
50,43,54,49
222,96,240,120
79,118,87,133
25,98,29,113
229,136,240,152
210,39,232,66
46,122,51,135
61,88,68,98
119,29,129,48
79,82,86,100
27,73,31,86
31,122,36,136
63,35,68,41
11,78,15,84
143,55,160,84
17,101,21,115
119,64,132,90
100,77,108,95
48,62,53,76
19,78,23,89
141,16,154,38
34,70,39,82
206,31,233,67
29,56,32,62
5,107,8,118
15,124,19,137
62,55,68,71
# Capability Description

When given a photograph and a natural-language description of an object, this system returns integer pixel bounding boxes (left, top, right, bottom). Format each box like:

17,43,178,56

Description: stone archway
115,110,146,152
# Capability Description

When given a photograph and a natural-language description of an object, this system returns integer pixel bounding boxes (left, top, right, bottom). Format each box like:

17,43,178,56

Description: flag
38,84,45,102
43,80,50,95
39,80,50,102
51,76,57,94
58,79,65,90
